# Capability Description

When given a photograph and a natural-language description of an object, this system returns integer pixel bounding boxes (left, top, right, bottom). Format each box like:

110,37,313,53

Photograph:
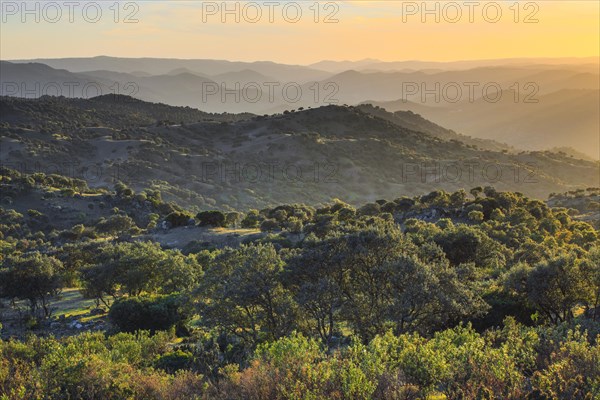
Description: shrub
468,210,484,222
96,214,135,235
532,330,600,399
196,211,226,227
108,294,191,333
165,212,193,228
241,210,261,229
260,219,280,232
155,350,195,373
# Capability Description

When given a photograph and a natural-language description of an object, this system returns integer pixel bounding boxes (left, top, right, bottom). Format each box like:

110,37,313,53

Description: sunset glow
1,0,598,63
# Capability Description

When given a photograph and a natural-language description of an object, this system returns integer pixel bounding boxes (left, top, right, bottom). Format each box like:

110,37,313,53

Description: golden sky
1,1,598,63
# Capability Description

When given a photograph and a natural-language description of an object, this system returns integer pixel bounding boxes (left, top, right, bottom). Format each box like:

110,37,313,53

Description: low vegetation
1,168,599,399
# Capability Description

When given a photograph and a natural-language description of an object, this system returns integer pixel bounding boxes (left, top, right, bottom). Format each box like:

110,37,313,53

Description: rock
69,320,81,329
89,308,106,316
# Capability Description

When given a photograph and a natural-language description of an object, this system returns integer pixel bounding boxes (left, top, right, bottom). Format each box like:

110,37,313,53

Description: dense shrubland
1,171,599,399
1,320,598,399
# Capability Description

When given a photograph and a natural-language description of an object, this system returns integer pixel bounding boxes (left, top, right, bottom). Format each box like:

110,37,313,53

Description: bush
241,210,261,229
468,210,484,222
260,219,280,232
155,350,195,373
165,212,193,228
532,330,600,399
108,294,191,333
196,211,226,227
96,214,135,234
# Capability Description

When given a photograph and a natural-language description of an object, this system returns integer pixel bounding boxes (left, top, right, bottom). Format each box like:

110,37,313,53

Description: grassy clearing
211,227,261,235
50,288,101,321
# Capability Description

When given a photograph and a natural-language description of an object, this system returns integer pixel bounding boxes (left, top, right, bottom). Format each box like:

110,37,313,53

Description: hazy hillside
355,104,514,152
371,89,600,159
319,66,598,101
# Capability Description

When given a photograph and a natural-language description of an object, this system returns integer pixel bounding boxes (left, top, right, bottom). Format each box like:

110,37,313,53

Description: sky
1,0,598,64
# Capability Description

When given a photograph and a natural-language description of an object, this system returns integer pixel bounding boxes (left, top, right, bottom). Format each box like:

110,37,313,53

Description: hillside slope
1,97,598,210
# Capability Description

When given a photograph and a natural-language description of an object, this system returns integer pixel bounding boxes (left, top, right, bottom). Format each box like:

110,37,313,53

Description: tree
334,227,411,342
198,243,297,345
582,246,600,320
434,225,482,266
384,255,486,335
0,252,63,317
505,254,592,323
225,211,242,228
288,225,487,343
114,182,134,198
450,189,468,207
81,241,201,305
286,236,348,344
468,210,484,222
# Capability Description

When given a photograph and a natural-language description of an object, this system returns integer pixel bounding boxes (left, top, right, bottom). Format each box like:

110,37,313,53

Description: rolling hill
1,96,598,210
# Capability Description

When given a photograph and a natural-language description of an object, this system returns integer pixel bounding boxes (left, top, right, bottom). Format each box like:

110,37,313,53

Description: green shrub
259,219,279,232
155,350,195,373
196,211,226,227
241,210,261,229
165,212,193,228
108,294,191,333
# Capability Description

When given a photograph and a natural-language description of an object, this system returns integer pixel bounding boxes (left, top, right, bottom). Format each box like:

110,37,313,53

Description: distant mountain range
309,56,599,73
6,56,330,82
1,56,599,158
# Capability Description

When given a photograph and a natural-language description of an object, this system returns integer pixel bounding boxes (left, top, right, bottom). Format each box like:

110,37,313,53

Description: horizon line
3,55,599,67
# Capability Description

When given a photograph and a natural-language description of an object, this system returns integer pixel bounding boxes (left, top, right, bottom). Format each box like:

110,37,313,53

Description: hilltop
0,94,252,131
